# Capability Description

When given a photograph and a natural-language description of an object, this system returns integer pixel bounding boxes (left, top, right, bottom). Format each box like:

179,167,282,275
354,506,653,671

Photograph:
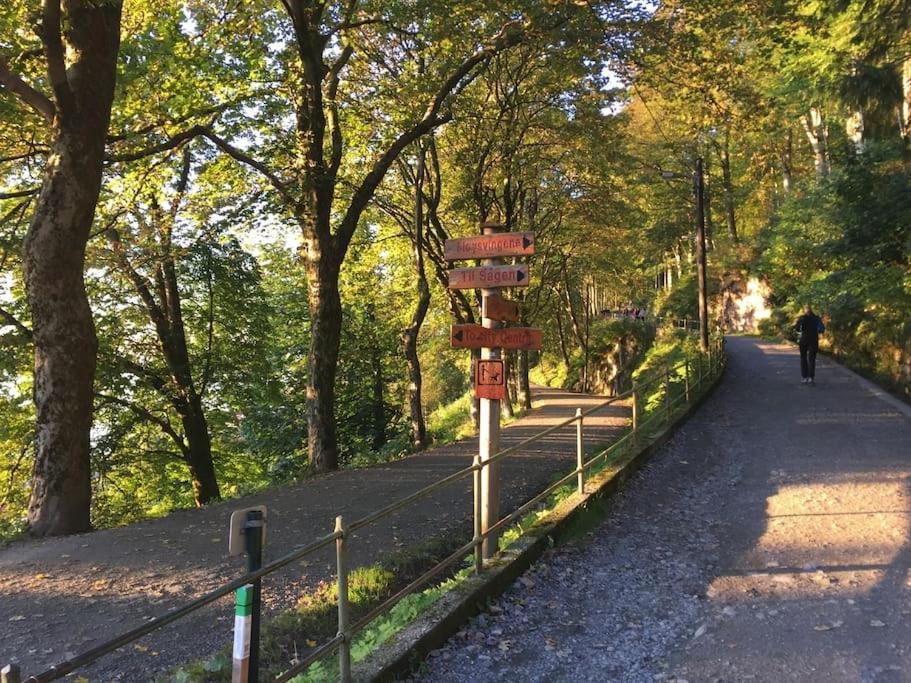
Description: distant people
794,304,825,384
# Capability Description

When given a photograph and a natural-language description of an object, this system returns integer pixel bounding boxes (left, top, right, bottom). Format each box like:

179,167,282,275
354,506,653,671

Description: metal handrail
13,316,721,683
21,529,342,682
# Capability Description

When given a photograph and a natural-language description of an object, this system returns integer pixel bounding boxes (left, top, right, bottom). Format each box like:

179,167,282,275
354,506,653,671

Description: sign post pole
479,221,503,560
244,510,263,682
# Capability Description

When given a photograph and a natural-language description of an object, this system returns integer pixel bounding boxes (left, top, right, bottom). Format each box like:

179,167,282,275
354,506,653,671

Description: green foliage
534,317,657,394
758,146,911,398
633,327,705,415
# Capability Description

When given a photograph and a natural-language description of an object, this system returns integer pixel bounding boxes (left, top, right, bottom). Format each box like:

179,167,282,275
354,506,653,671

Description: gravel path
0,387,629,681
417,337,911,683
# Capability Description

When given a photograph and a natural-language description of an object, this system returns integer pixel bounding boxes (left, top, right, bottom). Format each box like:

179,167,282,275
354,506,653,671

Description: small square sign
475,358,506,400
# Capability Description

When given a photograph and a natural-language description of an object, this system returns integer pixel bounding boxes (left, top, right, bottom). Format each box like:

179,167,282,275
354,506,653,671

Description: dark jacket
795,313,825,346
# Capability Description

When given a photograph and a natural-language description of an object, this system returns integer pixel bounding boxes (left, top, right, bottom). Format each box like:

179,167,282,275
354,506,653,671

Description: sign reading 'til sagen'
447,265,529,290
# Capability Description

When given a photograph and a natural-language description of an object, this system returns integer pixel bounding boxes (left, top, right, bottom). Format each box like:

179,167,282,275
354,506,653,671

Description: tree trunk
902,56,911,156
402,147,429,450
24,133,101,536
801,108,830,178
23,0,122,536
846,110,865,154
703,153,715,249
517,349,532,410
721,128,737,241
370,334,385,451
180,398,220,505
501,351,515,419
305,254,343,472
555,305,571,367
781,128,793,194
107,151,221,507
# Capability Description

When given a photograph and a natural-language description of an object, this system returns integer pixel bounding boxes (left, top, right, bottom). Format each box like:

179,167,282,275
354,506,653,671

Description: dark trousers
800,343,818,378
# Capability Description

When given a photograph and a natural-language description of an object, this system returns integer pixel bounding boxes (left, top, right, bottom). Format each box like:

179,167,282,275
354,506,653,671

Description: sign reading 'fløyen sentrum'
451,324,543,351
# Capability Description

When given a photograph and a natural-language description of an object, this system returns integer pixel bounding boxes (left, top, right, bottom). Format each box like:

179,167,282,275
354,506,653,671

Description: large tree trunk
180,398,220,505
305,253,342,471
721,128,737,241
24,134,101,536
23,0,122,536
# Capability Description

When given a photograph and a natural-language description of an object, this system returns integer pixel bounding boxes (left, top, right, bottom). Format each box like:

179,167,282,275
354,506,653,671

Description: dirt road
419,337,911,683
0,387,628,680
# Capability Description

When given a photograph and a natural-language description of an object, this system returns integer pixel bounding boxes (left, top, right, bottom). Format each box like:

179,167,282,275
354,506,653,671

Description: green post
1,664,21,683
232,584,254,683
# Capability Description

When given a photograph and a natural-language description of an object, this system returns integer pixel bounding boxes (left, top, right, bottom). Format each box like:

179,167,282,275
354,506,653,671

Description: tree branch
0,58,55,123
96,392,187,453
327,42,354,178
0,187,39,200
0,305,33,341
106,125,208,163
38,0,74,114
335,19,527,255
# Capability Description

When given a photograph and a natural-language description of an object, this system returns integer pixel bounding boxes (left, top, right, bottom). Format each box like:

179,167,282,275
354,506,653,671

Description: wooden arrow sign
451,324,543,350
474,359,506,400
482,294,520,323
447,265,529,290
444,232,535,261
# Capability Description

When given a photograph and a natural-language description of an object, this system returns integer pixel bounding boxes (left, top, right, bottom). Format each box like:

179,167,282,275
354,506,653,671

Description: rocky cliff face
719,277,772,333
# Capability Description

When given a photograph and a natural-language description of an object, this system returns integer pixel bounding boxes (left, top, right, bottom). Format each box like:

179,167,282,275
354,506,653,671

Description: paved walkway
0,387,629,680
420,337,911,683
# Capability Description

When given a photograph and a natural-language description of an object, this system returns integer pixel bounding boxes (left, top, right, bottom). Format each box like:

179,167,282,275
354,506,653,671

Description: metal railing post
243,510,264,682
472,454,483,574
684,359,690,403
1,664,21,683
575,408,584,494
664,368,671,424
335,516,351,683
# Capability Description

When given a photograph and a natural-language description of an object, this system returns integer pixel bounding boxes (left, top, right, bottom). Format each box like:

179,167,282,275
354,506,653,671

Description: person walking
795,304,825,384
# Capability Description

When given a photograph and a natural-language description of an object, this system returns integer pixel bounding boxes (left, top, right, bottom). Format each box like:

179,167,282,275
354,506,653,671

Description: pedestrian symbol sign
475,359,506,400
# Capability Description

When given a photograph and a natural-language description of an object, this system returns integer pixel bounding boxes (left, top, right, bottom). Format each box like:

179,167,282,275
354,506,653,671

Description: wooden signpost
446,222,540,562
482,293,520,322
447,264,529,290
451,324,543,350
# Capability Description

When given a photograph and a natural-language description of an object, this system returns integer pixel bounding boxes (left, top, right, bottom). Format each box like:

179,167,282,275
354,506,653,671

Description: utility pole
694,158,709,352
